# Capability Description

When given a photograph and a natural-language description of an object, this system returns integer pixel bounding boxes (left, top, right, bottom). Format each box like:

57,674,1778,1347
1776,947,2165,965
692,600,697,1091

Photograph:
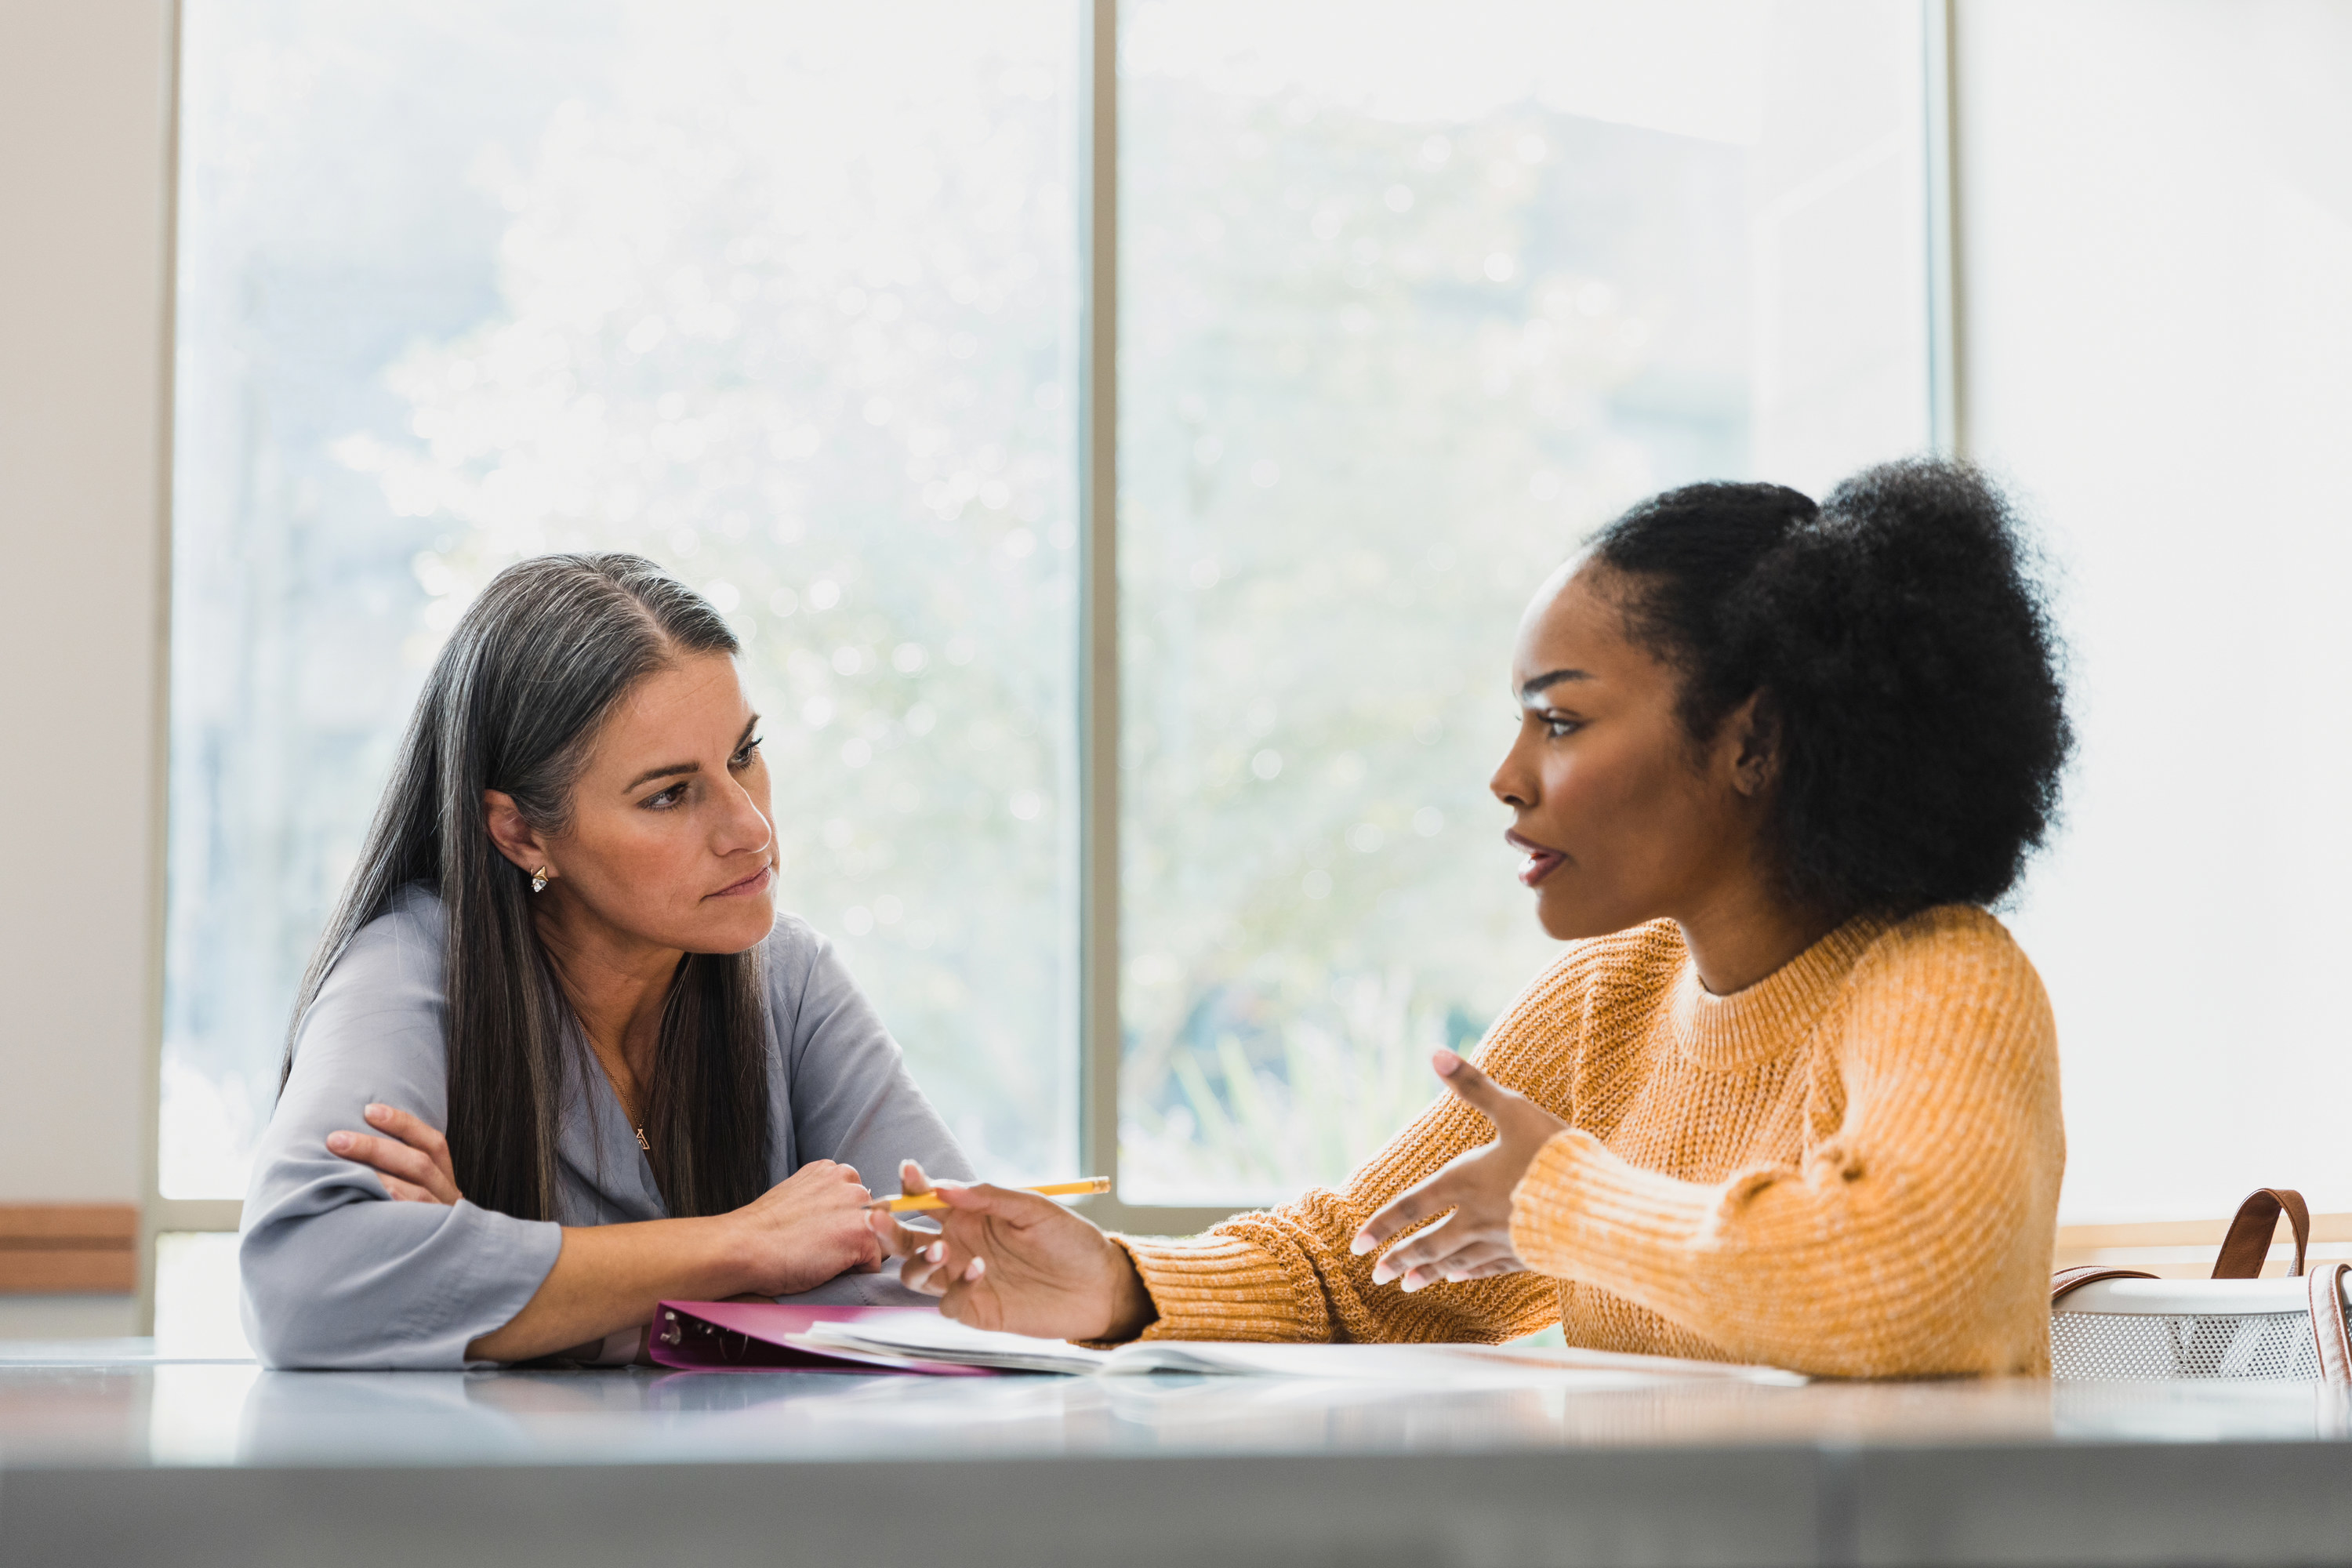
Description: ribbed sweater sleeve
1508,907,2063,1377
1112,953,1597,1347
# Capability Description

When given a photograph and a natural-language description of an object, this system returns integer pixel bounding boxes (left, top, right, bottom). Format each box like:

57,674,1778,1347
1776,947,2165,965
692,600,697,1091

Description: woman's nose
715,776,773,856
1490,735,1534,809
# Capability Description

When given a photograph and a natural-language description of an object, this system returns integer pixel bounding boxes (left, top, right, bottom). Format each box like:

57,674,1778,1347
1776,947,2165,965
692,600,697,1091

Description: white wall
1960,0,2352,1221
0,0,176,1332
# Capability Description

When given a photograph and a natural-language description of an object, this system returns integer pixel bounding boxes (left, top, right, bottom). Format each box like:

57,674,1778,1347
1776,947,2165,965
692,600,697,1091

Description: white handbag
2049,1188,2351,1385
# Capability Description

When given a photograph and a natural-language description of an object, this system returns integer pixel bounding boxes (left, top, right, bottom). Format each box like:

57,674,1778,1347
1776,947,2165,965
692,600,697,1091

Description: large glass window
1115,1,1932,1202
165,0,1082,1198
163,0,1933,1221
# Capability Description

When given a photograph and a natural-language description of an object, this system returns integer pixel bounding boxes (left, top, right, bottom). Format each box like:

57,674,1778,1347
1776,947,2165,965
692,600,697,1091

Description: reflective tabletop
3,1343,2349,1568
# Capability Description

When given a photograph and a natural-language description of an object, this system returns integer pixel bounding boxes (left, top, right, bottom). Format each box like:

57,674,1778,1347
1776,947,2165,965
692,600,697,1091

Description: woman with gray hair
240,553,971,1368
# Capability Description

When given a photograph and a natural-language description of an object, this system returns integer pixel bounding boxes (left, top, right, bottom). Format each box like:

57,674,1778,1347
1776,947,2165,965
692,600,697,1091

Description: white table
2,1341,2348,1567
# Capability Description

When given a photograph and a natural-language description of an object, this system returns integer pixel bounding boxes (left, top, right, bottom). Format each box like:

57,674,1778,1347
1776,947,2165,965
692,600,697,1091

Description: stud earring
530,867,550,894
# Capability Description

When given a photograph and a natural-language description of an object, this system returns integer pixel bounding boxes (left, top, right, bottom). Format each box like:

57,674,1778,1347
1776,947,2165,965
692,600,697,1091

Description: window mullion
1077,0,1121,1203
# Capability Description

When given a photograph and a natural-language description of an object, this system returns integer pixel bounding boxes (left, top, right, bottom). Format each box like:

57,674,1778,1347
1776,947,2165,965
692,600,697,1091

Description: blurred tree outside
169,0,1083,1190
339,4,1087,1178
1116,17,1751,1201
166,0,1926,1210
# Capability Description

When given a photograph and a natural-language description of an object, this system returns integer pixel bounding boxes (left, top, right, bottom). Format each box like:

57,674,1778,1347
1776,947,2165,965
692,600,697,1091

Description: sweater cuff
1509,1128,1722,1298
1109,1232,1323,1343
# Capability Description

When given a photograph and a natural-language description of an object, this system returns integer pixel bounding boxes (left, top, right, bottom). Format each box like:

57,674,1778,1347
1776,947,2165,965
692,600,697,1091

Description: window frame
143,0,1960,1275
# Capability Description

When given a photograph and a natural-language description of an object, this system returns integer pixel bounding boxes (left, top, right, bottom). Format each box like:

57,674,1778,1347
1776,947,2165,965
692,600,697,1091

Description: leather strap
2213,1189,2311,1278
2051,1265,2158,1305
2309,1262,2352,1388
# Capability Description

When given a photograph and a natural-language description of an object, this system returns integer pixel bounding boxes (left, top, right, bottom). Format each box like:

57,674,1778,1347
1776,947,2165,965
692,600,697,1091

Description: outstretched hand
867,1160,1156,1341
1350,1049,1569,1291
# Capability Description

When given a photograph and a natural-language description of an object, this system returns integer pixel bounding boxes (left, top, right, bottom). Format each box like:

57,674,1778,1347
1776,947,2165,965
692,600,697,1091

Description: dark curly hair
1589,458,2071,919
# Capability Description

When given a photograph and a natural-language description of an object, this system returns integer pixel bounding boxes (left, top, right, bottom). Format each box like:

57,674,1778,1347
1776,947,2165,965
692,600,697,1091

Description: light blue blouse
239,884,972,1369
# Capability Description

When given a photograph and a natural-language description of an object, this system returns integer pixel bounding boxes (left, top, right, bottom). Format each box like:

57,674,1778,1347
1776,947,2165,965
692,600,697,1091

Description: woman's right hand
726,1160,884,1298
869,1160,1156,1341
328,1103,463,1204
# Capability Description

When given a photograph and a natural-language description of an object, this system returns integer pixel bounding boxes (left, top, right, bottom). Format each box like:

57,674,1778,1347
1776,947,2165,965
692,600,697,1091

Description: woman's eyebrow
624,760,697,791
622,719,760,792
1519,668,1592,702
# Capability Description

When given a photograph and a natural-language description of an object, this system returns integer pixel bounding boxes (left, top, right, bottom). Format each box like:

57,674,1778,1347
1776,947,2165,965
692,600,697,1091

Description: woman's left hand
327,1104,463,1205
1352,1050,1569,1291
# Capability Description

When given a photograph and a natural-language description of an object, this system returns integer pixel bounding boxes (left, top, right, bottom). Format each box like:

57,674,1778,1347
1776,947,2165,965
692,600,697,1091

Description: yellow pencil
866,1177,1111,1213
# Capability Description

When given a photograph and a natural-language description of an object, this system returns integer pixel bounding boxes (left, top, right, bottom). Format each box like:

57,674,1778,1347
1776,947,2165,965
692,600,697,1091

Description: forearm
1112,1229,1316,1342
1509,1130,2053,1376
466,1214,746,1363
1123,1191,1557,1346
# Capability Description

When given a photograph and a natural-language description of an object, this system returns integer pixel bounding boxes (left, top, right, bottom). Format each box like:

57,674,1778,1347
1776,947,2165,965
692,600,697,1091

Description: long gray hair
284,554,773,1221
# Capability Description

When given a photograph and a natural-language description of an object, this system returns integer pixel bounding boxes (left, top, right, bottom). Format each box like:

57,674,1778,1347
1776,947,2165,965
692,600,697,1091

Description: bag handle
2212,1188,2310,1279
2308,1263,2350,1388
2050,1265,2156,1305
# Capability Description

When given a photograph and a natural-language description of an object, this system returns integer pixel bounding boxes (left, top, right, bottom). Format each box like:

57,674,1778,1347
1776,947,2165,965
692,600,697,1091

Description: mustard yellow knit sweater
1115,906,2064,1377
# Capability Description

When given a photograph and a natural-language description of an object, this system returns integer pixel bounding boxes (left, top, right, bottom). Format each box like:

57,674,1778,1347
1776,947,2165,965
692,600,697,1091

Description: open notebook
652,1301,1806,1386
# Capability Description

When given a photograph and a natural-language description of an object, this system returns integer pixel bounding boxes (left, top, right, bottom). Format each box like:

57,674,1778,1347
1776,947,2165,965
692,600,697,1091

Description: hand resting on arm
330,1105,884,1362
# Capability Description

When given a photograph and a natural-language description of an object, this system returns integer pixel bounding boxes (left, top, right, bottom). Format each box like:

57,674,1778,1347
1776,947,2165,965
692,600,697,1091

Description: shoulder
1850,904,2046,1004
1478,920,1686,1063
759,908,824,963
286,883,450,1080
753,910,870,1041
316,882,447,1002
1511,919,1687,1014
1839,904,2056,1060
755,909,833,998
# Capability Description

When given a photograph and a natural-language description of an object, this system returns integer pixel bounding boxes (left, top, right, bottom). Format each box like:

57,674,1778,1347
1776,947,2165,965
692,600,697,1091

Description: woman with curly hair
873,458,2074,1378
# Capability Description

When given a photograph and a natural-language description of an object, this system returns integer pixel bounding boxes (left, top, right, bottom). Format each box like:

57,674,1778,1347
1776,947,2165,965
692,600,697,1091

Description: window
163,1,1937,1242
166,0,1084,1199
1115,2,1934,1202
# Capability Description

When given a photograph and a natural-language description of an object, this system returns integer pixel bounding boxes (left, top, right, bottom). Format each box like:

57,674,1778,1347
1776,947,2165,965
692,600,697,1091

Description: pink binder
649,1300,994,1375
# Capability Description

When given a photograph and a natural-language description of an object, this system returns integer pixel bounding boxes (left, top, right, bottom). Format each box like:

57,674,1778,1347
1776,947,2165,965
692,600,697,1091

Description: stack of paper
789,1314,1807,1387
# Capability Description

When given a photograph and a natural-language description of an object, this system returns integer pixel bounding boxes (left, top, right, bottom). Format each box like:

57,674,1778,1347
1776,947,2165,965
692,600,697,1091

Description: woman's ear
482,789,550,873
1723,693,1780,798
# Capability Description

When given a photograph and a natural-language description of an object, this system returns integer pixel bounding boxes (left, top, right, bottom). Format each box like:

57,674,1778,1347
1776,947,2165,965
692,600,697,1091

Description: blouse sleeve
238,896,563,1370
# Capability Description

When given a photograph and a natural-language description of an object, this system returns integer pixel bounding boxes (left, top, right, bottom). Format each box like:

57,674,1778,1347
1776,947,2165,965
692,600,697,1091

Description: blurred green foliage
1116,54,1748,1201
169,2,1900,1209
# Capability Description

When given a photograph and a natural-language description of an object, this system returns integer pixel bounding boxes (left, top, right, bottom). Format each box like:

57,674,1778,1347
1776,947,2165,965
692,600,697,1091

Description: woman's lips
707,864,774,900
1504,829,1566,887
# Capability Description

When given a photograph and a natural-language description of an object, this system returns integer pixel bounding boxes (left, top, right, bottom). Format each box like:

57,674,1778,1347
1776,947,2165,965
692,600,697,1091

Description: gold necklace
599,1064,652,1153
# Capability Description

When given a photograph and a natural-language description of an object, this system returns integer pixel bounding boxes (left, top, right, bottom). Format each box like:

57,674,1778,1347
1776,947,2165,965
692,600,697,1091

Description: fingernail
926,1242,944,1264
365,1103,390,1120
966,1257,985,1281
1348,1232,1373,1256
1370,1262,1393,1285
1432,1050,1461,1075
327,1132,352,1152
